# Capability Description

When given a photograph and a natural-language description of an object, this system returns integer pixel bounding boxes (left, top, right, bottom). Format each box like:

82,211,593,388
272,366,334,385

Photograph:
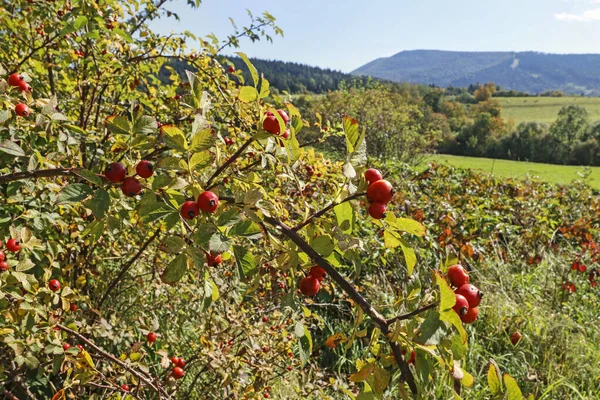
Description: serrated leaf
350,363,374,383
139,202,177,223
16,258,35,272
436,271,456,311
311,235,334,257
392,217,426,237
416,311,445,345
236,52,258,87
190,128,214,152
298,325,313,366
132,115,157,135
334,201,354,234
504,374,523,400
0,141,26,157
159,237,186,253
82,220,104,242
74,16,88,29
57,184,93,204
161,254,188,284
373,366,390,395
209,233,232,254
230,220,262,237
233,245,256,279
343,115,360,154
487,362,502,395
105,115,130,135
76,170,102,186
238,86,258,103
189,151,212,170
161,125,188,151
87,189,110,218
113,28,133,43
400,238,417,276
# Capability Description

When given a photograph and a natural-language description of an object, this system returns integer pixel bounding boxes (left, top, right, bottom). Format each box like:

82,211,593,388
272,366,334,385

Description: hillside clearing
497,96,600,124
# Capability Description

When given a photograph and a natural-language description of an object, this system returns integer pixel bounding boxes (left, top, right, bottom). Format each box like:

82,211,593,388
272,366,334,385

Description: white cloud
555,8,600,21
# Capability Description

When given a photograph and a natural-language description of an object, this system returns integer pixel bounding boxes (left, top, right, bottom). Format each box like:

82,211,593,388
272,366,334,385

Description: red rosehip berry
368,202,387,219
262,316,268,323
172,367,185,379
63,343,71,351
262,114,280,134
176,358,185,368
0,262,8,272
181,201,199,220
170,356,180,365
15,103,30,117
49,279,61,292
8,73,24,87
510,331,522,345
206,252,222,266
299,275,320,296
70,303,77,312
121,384,130,392
367,180,394,204
7,239,21,252
460,306,479,324
453,293,469,316
121,177,142,197
456,284,483,308
104,162,127,183
309,265,326,281
228,66,236,73
277,109,290,124
0,250,4,261
77,344,84,351
136,160,154,178
447,264,469,287
281,129,290,139
364,168,382,184
147,332,157,343
17,80,31,92
197,191,219,213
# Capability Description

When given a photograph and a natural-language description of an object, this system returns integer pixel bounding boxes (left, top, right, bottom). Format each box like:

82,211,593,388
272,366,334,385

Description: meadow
424,154,600,190
497,96,600,124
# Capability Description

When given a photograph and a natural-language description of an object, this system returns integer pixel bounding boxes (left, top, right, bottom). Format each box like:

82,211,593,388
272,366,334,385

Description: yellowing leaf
504,373,523,400
487,361,502,395
461,370,475,387
349,363,374,382
238,86,258,103
436,271,456,311
325,333,348,349
78,349,95,369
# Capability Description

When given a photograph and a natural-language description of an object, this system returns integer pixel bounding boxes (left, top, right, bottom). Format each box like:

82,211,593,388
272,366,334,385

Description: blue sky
151,0,600,72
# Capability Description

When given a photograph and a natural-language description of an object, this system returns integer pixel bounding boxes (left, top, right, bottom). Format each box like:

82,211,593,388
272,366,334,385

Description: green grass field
497,96,600,124
424,154,600,189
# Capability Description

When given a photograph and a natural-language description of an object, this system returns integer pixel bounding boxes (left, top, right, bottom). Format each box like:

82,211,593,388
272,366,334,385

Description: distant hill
351,50,600,95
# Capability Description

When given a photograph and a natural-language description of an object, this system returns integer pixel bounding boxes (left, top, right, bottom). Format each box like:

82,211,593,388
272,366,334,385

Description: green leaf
440,309,467,344
350,363,374,383
161,125,188,151
504,374,523,400
192,224,217,247
259,77,270,99
372,366,390,395
161,254,188,284
139,202,177,223
383,230,401,249
298,324,313,366
399,238,417,276
487,362,502,395
87,189,110,218
334,201,354,234
105,115,130,135
230,220,262,237
217,209,241,227
189,151,212,170
73,16,88,29
238,86,258,103
82,220,104,242
416,311,445,345
209,233,232,254
311,235,334,257
76,170,102,186
132,115,157,135
159,237,186,254
233,245,257,279
0,141,26,157
236,52,258,87
343,115,360,154
436,271,456,311
57,184,93,204
16,258,35,272
152,175,174,190
392,217,426,237
190,128,214,152
113,28,133,43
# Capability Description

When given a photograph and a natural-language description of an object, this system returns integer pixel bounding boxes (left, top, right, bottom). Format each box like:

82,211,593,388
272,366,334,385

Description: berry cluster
180,190,219,219
170,356,186,380
104,160,154,197
364,168,394,219
262,109,291,140
6,73,32,117
299,265,326,296
0,239,22,272
447,264,483,324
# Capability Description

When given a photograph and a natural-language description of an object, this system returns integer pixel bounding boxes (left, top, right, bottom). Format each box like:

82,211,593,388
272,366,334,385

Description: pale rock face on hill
351,50,600,95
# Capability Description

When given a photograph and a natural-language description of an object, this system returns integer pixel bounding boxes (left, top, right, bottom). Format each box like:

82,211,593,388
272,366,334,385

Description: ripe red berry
277,109,290,124
181,201,199,220
262,316,268,322
121,384,130,392
510,331,522,345
453,293,469,316
104,162,127,183
197,191,219,213
402,349,417,364
8,73,24,87
77,344,84,351
62,343,71,351
309,265,326,281
147,332,157,343
136,160,154,178
262,114,280,134
70,303,77,312
228,66,236,73
176,358,185,368
456,284,483,308
206,252,222,266
17,80,31,92
49,279,61,292
287,366,293,371
367,180,394,204
121,177,142,197
264,393,269,399
299,276,320,296
0,261,8,272
281,129,290,139
263,346,269,353
224,137,234,145
15,103,30,117
172,367,185,380
368,202,387,219
170,356,180,365
0,250,4,261
7,239,21,252
364,168,382,184
460,306,478,324
447,264,469,287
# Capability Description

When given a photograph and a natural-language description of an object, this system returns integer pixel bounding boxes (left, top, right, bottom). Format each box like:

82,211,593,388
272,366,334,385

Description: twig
0,168,78,184
291,192,365,232
98,227,162,307
386,302,438,324
205,135,255,189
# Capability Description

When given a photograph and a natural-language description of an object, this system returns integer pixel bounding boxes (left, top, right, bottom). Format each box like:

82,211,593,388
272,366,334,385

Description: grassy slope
424,154,600,190
497,96,600,124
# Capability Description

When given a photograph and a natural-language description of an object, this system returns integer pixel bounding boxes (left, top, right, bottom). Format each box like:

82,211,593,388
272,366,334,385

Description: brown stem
130,0,169,34
386,302,438,324
98,227,162,307
292,192,365,232
10,34,61,73
0,168,77,184
57,324,172,399
205,136,255,189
